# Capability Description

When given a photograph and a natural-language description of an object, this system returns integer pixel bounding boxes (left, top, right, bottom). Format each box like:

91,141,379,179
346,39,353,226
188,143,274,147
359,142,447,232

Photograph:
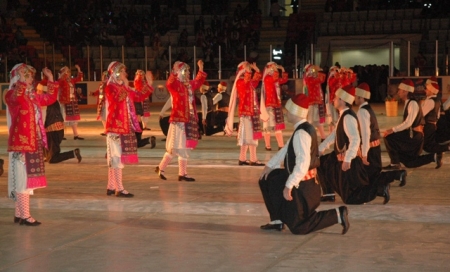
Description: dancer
212,81,230,132
133,69,156,148
225,61,264,166
259,93,350,235
303,64,327,141
260,62,288,151
6,64,58,226
105,61,153,197
155,60,207,181
58,65,84,140
383,79,442,170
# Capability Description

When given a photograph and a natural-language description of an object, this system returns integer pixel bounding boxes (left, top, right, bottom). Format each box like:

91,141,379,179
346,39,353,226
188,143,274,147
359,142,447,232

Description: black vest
283,122,320,174
424,97,441,123
45,100,64,128
335,109,359,154
202,93,214,112
404,99,425,127
218,92,230,108
361,104,380,142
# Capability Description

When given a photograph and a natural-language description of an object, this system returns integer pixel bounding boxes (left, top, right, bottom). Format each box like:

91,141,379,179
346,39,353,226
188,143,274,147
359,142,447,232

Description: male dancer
259,93,350,235
317,85,389,204
260,62,288,151
58,65,84,140
212,81,230,132
105,61,153,197
383,79,442,170
155,60,207,181
225,61,264,166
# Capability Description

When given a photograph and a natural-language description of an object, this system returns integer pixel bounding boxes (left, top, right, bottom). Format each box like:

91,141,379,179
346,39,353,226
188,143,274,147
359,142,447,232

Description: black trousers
384,130,434,168
366,145,402,185
317,152,381,205
436,112,450,144
423,123,448,153
159,116,170,136
135,122,150,148
46,130,75,164
259,169,338,235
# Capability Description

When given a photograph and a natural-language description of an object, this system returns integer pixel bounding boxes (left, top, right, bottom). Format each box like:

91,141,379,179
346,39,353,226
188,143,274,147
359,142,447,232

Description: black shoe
382,184,390,205
178,175,195,182
115,190,134,197
150,136,156,149
260,223,284,231
398,170,407,187
382,164,401,170
106,189,115,196
436,153,443,169
338,206,350,235
265,147,272,151
0,158,3,176
162,138,166,142
278,147,283,150
14,216,20,223
74,136,85,140
143,128,151,131
238,160,250,165
62,137,67,140
155,166,167,180
100,133,107,136
19,217,41,226
74,148,82,163
249,161,265,166
321,195,335,202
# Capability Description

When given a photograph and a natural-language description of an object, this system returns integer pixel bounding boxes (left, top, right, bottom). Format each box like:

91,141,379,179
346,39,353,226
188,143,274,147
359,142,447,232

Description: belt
302,168,316,181
413,125,423,133
217,107,229,112
369,139,380,147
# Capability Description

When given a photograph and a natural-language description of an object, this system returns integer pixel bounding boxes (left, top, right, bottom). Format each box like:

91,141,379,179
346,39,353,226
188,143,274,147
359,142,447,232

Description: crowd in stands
325,0,450,16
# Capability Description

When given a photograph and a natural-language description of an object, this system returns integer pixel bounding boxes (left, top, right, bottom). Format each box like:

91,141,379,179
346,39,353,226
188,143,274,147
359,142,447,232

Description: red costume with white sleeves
260,62,288,150
6,63,58,225
156,61,207,182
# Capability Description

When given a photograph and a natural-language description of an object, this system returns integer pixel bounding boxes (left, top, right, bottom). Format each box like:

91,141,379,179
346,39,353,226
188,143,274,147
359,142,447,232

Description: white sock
270,220,282,225
336,208,342,224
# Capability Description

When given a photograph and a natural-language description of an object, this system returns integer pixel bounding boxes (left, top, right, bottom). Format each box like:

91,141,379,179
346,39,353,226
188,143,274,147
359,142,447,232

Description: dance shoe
19,217,41,226
382,184,390,205
398,170,407,187
74,148,82,163
14,216,20,223
382,164,401,170
106,189,116,196
260,223,285,231
155,166,167,180
178,175,195,182
338,206,350,235
100,133,106,136
249,161,265,166
435,153,443,169
143,128,151,131
320,195,335,202
265,147,272,151
238,160,250,165
150,136,156,149
74,136,84,140
115,190,134,197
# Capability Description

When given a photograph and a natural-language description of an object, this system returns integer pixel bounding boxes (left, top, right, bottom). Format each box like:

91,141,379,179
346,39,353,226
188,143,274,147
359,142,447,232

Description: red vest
6,81,59,152
58,72,83,104
167,71,207,123
264,72,288,108
237,71,262,116
105,82,152,134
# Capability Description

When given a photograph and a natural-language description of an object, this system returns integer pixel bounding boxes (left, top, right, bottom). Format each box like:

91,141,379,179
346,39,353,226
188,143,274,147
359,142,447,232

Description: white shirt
159,96,172,116
421,95,439,119
200,94,208,120
266,120,311,189
393,99,419,132
319,108,360,163
213,93,223,105
357,102,371,157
